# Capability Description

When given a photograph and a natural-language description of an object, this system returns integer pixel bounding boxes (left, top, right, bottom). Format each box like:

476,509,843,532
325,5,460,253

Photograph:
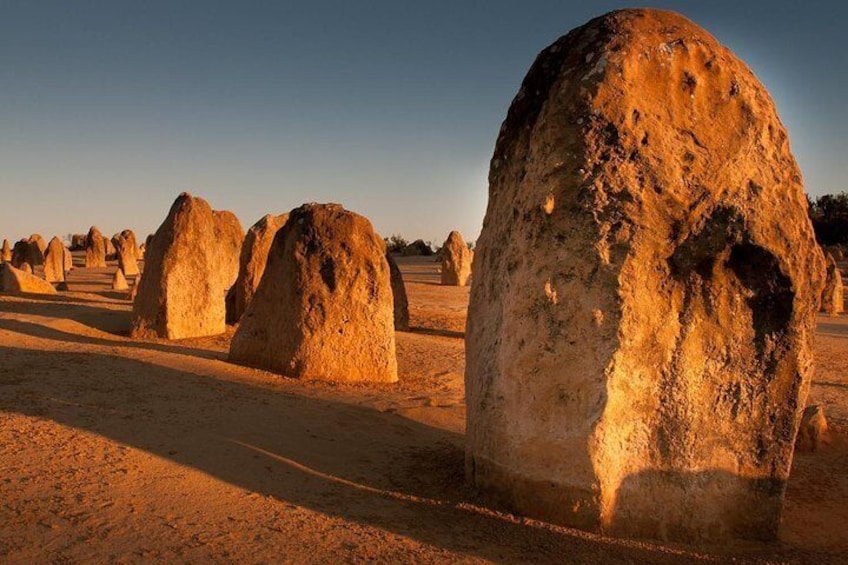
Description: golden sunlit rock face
113,230,140,277
465,8,825,543
0,262,57,294
131,192,243,340
43,236,66,283
84,226,107,268
229,203,398,383
440,231,472,286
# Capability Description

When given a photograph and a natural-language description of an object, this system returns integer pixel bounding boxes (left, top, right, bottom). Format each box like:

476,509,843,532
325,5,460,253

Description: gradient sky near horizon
1,0,846,244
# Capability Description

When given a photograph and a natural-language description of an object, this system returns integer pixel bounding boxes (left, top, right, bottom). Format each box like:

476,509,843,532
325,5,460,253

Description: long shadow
409,326,466,340
817,321,848,340
0,296,129,333
813,381,848,391
407,280,450,287
0,311,222,361
0,345,708,564
405,279,474,288
92,290,132,301
818,333,848,341
3,291,125,307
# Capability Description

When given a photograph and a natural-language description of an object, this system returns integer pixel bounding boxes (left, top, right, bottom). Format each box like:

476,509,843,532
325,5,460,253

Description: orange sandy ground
0,254,846,564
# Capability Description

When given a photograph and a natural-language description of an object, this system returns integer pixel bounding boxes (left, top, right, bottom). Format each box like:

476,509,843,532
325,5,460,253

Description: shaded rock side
402,239,434,256
28,234,46,264
825,245,844,261
131,193,243,339
795,404,829,452
821,253,844,315
213,210,244,291
70,234,87,251
465,8,824,543
103,236,117,260
228,213,288,324
440,231,472,286
11,239,40,270
129,274,140,302
63,245,73,273
230,203,397,383
387,253,410,331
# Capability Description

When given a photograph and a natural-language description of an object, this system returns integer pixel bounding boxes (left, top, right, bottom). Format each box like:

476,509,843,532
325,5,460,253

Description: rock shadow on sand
0,345,719,564
0,316,221,361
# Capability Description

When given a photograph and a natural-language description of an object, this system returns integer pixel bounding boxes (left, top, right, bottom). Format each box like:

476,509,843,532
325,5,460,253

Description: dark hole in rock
319,258,336,291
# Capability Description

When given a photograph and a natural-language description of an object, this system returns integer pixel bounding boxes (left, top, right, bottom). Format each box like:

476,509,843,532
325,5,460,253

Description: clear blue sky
1,1,845,244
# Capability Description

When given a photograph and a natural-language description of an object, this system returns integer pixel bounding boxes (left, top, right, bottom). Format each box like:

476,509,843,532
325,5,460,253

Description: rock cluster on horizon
401,239,434,257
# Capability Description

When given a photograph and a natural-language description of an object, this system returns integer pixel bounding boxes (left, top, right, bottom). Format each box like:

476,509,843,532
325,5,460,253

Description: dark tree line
808,192,848,246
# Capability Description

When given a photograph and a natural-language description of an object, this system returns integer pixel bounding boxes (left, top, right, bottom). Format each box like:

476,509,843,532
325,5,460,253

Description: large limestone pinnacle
229,203,398,383
131,193,243,340
465,9,825,542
